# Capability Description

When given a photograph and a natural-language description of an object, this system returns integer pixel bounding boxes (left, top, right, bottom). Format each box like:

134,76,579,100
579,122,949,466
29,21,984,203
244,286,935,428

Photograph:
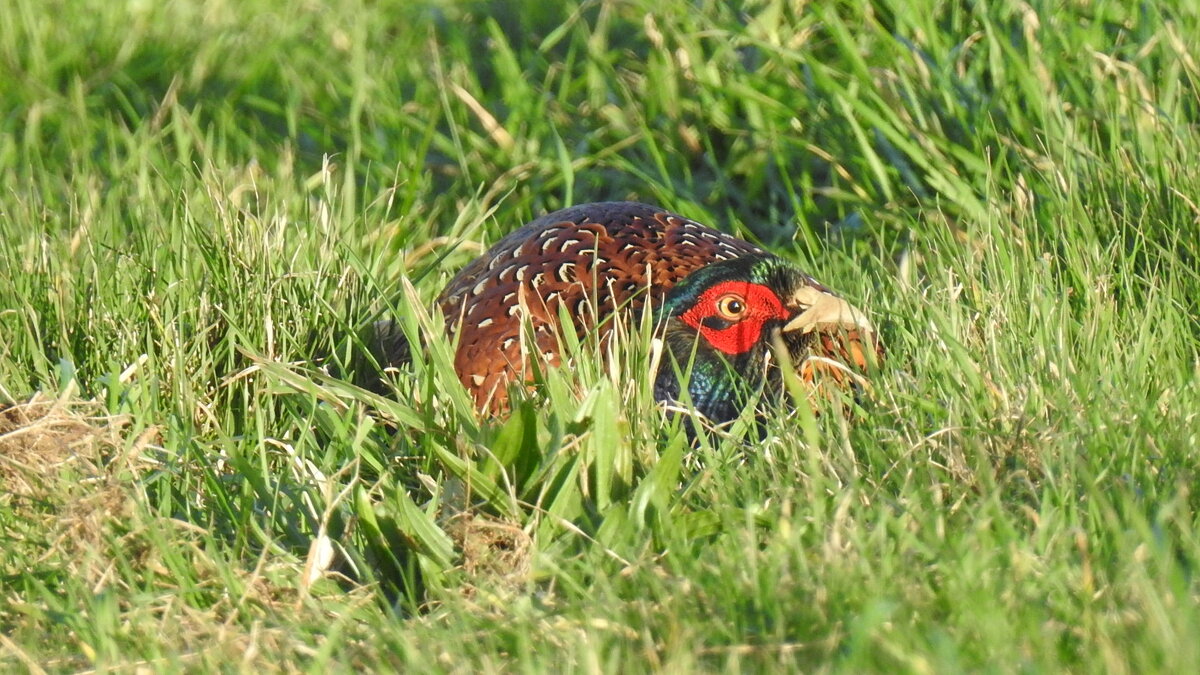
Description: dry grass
0,394,132,497
449,512,534,595
0,394,148,587
0,396,382,671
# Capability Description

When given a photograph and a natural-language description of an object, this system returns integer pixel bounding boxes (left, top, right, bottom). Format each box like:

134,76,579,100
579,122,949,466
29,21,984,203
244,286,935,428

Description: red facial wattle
679,281,790,355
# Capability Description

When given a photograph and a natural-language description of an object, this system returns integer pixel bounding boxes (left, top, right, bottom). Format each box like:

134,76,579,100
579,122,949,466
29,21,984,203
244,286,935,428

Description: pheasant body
432,201,877,421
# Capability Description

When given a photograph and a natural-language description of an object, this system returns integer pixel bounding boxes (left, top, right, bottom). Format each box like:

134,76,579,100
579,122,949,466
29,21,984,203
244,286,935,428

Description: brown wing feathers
436,202,764,411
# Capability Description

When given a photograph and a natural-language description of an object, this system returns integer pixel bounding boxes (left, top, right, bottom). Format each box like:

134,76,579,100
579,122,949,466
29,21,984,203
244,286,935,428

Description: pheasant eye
715,294,746,320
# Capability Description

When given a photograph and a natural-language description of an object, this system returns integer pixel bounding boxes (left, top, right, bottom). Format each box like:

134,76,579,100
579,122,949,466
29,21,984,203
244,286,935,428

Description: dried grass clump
447,512,533,595
1,394,380,670
0,394,129,497
0,393,157,587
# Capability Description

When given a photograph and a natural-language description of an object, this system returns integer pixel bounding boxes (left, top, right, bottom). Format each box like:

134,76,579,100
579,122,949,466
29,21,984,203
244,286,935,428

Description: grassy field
2,0,1199,670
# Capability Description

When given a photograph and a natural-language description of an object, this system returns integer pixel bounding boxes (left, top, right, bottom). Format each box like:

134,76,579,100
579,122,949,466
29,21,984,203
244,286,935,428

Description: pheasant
385,201,880,422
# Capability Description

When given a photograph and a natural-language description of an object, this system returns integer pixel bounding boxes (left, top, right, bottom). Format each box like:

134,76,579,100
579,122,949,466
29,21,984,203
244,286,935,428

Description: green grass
2,0,1199,670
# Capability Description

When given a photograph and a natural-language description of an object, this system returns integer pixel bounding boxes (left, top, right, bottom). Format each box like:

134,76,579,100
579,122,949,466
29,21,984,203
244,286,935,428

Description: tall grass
2,0,1198,670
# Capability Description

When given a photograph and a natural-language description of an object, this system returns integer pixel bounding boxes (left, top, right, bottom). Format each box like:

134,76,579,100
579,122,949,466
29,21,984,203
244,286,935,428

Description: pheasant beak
781,287,874,335
774,286,881,393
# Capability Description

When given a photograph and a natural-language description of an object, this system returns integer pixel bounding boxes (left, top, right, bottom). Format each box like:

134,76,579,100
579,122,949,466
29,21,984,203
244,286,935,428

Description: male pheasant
392,201,879,422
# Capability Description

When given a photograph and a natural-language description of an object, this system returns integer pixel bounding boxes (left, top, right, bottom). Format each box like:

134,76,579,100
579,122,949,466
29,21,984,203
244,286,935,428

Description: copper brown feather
437,202,770,412
430,201,881,417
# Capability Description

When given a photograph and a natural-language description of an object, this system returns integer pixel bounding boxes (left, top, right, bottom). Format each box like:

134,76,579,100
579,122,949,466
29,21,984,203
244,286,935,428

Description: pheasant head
653,254,877,423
